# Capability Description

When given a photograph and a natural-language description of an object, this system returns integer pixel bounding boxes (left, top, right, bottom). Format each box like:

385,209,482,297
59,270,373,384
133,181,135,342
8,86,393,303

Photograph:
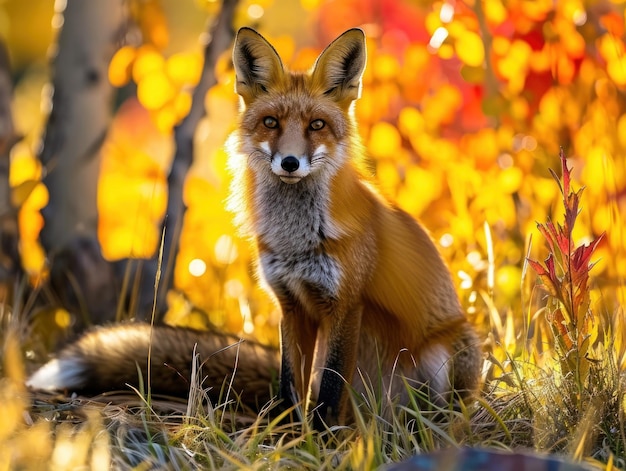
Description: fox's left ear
311,28,366,105
233,27,284,104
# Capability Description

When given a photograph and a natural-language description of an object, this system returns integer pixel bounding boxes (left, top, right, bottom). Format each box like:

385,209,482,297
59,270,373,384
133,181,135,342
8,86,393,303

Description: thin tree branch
137,0,239,319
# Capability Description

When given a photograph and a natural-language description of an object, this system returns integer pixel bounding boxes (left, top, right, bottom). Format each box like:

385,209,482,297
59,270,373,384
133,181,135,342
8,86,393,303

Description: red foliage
529,149,605,323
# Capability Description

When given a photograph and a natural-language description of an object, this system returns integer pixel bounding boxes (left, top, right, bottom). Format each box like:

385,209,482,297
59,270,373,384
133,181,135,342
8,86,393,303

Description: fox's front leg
312,305,363,429
278,303,317,418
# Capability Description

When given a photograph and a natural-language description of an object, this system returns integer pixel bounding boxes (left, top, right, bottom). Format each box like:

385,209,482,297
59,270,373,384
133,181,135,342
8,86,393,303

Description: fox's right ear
233,28,284,104
311,28,366,107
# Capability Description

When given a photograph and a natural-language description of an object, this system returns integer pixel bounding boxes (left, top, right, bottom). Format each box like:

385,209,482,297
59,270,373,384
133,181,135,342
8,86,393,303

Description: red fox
27,27,481,429
227,27,481,428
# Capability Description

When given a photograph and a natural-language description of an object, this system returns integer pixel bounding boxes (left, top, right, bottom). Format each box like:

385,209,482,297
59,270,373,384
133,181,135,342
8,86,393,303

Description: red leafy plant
528,149,605,397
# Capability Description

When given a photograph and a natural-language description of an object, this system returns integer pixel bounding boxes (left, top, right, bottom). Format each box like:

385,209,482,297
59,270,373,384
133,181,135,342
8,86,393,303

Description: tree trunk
39,0,239,330
39,0,126,327
0,39,21,288
122,0,239,319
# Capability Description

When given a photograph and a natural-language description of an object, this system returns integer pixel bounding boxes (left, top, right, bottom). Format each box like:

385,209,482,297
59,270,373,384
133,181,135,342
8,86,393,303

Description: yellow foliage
173,92,193,118
153,105,179,133
497,166,523,194
98,175,166,257
529,47,551,74
455,30,485,67
132,0,169,49
300,0,321,11
607,56,626,88
425,10,442,36
582,146,612,197
492,35,510,56
497,39,532,92
376,160,401,197
214,234,239,266
447,19,467,40
137,70,175,110
108,43,203,134
368,122,401,159
108,45,136,87
403,43,429,74
598,33,624,62
11,180,42,209
132,46,166,83
373,53,400,82
9,143,41,186
537,88,562,129
266,35,296,65
397,164,442,217
521,0,553,21
18,208,43,244
100,223,160,260
438,43,455,60
422,85,462,129
19,239,46,276
463,128,499,169
166,52,203,86
618,114,626,149
485,0,507,23
398,106,424,137
558,20,585,58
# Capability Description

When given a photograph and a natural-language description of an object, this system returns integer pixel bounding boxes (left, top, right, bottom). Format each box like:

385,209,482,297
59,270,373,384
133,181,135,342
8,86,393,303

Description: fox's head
231,27,366,185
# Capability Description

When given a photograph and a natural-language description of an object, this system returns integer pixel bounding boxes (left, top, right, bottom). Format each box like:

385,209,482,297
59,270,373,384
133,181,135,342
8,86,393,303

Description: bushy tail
27,323,279,410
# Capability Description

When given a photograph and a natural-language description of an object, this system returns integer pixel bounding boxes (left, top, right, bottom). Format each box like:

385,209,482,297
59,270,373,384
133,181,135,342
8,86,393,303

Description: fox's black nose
281,156,300,173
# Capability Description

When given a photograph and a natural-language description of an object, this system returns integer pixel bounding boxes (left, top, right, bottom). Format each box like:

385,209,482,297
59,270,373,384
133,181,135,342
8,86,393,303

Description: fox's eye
310,119,325,131
263,117,278,129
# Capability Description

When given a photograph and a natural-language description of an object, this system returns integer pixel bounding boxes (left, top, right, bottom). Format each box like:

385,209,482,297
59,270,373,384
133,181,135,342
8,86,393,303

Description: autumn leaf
551,307,573,350
11,180,40,208
527,257,559,298
571,234,605,276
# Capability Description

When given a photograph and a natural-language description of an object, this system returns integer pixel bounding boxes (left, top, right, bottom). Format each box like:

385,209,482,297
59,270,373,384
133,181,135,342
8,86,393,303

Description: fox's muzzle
281,156,300,172
273,154,308,184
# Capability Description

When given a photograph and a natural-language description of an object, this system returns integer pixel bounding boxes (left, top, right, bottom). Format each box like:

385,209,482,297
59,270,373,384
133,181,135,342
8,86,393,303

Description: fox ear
311,28,366,104
233,27,284,103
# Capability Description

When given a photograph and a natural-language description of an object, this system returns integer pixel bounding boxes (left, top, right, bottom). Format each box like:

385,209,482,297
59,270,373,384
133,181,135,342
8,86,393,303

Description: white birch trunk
39,0,238,327
39,0,126,325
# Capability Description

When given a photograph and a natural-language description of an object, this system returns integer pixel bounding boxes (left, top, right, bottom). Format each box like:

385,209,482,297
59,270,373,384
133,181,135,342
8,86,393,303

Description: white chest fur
253,179,342,302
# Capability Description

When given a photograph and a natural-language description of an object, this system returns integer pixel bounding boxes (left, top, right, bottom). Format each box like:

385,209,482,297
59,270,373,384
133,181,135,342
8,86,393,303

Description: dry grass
1,154,622,470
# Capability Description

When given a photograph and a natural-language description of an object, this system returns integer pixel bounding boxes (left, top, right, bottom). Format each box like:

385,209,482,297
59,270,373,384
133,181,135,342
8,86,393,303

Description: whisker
250,148,272,162
310,152,329,167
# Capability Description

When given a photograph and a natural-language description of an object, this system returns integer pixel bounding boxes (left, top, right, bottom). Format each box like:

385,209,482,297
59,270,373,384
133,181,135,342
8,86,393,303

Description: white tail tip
26,358,86,391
